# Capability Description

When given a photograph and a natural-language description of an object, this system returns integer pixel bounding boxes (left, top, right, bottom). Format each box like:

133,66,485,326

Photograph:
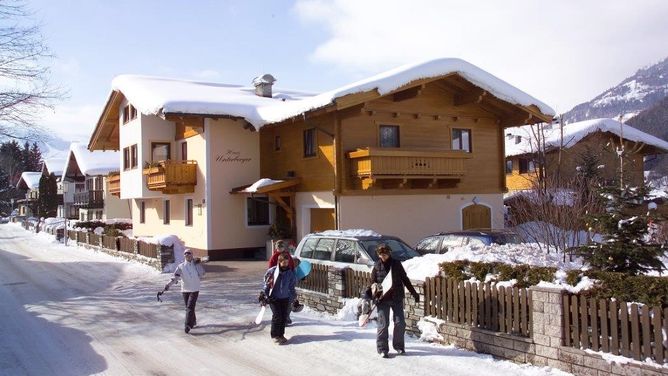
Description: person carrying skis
261,253,296,345
364,244,420,358
268,239,300,324
164,249,205,333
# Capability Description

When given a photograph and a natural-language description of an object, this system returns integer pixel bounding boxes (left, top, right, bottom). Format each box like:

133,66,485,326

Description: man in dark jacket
365,243,419,358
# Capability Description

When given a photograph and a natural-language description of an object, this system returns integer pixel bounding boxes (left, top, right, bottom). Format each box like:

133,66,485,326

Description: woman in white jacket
164,249,205,333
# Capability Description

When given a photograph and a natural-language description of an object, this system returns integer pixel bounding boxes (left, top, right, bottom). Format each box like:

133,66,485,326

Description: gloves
195,257,201,264
412,292,420,303
258,291,268,306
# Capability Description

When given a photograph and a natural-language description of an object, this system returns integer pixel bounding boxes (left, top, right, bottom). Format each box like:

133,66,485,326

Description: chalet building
505,118,668,192
16,171,42,217
62,143,130,221
41,157,66,218
87,58,554,258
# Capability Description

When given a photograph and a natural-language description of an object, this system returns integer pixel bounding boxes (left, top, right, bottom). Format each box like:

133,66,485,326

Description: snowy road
0,224,571,376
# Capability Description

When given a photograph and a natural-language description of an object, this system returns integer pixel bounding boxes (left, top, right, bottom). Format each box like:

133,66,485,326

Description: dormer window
122,104,138,124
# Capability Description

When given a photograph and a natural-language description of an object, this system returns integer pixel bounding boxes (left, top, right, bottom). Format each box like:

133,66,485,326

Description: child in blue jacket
262,253,297,344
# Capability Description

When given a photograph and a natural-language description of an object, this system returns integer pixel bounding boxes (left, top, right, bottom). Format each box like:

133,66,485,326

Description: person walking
268,239,297,324
365,244,419,358
261,253,297,344
164,249,205,333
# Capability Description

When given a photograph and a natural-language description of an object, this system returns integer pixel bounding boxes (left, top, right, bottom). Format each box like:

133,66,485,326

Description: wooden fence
425,277,532,337
563,294,668,364
137,241,158,258
68,230,77,241
343,269,371,298
119,237,136,254
76,231,87,243
298,263,328,293
102,235,119,251
88,233,101,246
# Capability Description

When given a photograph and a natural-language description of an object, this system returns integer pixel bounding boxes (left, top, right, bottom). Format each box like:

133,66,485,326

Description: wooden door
310,208,335,233
462,204,491,230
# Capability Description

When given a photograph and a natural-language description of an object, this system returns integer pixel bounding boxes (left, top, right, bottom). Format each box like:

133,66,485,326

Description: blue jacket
263,266,297,301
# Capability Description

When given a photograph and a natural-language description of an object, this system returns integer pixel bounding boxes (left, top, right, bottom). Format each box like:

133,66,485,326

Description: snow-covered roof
18,172,42,189
42,158,65,177
505,118,668,157
112,58,555,131
238,178,284,193
64,142,119,176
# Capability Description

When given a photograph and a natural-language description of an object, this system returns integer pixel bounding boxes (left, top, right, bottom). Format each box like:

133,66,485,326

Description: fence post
529,286,565,367
158,245,174,271
405,280,425,336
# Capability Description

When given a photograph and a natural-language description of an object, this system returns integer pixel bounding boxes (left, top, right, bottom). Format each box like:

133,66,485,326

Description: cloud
36,104,99,143
293,0,668,112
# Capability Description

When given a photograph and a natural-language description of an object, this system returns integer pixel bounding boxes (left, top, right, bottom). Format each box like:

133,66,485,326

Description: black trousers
269,298,290,338
182,291,199,328
376,298,406,353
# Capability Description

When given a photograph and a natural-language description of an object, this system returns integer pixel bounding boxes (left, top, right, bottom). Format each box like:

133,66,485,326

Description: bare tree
0,1,59,138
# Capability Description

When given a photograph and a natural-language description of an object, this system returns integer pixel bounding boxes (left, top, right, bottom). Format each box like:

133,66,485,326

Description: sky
26,0,668,143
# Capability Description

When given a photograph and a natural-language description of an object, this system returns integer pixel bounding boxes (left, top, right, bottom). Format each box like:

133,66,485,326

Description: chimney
252,74,276,98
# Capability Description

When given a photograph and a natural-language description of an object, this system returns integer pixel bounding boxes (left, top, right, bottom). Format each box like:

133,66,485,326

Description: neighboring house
87,58,554,258
41,157,66,218
505,118,668,191
16,171,42,217
62,143,130,221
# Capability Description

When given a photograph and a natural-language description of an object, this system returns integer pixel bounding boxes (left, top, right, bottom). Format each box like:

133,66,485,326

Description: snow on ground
0,223,571,375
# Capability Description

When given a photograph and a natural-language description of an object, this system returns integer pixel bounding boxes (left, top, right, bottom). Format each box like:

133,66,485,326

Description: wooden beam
392,85,423,102
454,88,488,106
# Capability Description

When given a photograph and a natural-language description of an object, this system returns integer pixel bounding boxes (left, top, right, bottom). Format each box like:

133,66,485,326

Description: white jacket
172,260,205,292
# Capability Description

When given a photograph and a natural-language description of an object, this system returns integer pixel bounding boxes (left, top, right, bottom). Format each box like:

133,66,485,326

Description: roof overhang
230,178,301,195
88,90,124,151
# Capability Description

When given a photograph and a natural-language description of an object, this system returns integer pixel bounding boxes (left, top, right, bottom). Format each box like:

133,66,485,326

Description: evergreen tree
0,140,24,185
21,141,41,172
581,184,666,275
37,173,58,218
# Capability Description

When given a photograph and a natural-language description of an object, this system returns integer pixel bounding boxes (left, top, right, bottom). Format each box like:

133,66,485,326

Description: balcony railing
107,172,120,197
73,190,104,209
26,190,39,201
347,147,470,189
143,160,197,194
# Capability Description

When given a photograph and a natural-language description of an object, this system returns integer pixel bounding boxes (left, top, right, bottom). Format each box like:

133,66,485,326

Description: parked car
292,230,420,271
414,229,523,255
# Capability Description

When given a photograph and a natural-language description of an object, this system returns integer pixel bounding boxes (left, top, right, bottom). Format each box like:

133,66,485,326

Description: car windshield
360,238,420,262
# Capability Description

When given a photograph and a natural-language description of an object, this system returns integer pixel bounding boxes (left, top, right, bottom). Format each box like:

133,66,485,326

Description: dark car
414,229,523,255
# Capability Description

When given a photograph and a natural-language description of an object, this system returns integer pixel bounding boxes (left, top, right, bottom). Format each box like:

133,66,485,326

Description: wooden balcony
347,147,470,189
143,160,197,194
107,172,121,197
73,190,104,209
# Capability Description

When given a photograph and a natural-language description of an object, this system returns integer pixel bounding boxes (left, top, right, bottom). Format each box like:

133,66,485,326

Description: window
415,236,442,254
452,128,472,152
181,142,188,160
124,144,138,170
152,142,171,162
274,135,281,152
247,197,270,226
379,125,400,148
185,199,193,226
122,104,137,124
130,144,137,168
505,160,513,174
303,128,316,158
312,238,334,260
163,200,170,225
298,237,318,258
139,201,145,224
519,158,535,174
334,239,357,263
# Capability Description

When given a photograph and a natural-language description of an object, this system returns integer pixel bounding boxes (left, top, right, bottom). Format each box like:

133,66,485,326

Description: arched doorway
462,204,491,230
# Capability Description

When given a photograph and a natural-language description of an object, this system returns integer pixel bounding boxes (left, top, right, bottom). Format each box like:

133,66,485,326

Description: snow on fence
563,294,668,364
424,277,532,337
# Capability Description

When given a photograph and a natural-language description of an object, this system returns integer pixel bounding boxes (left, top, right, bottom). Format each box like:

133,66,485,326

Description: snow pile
137,234,186,271
536,270,596,293
403,242,585,282
316,229,382,237
418,317,445,342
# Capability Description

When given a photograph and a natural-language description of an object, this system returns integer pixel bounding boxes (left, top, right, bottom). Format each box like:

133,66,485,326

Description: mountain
626,95,668,178
563,57,668,123
0,125,71,159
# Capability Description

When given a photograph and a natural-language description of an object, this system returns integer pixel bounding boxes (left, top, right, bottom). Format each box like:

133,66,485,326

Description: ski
254,263,281,325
